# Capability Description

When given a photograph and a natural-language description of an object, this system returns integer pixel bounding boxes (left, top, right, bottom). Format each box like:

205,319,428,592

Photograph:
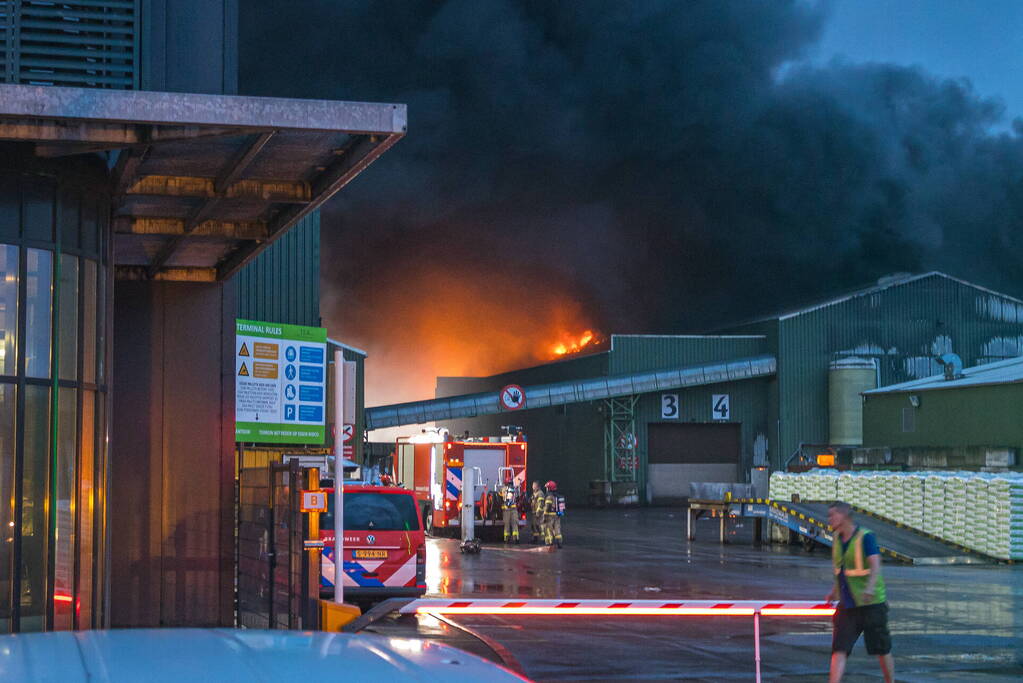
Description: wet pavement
386,508,1023,681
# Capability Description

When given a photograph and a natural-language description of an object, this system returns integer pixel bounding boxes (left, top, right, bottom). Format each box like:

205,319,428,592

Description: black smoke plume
241,1,1023,400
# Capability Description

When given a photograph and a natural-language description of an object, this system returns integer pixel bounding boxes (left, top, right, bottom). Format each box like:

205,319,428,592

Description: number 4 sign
712,394,730,420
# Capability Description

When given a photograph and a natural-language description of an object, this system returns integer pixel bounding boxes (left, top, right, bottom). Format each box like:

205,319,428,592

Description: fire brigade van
319,484,426,600
394,429,527,537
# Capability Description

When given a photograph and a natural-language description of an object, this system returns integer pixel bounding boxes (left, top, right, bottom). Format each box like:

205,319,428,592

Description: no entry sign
499,384,526,411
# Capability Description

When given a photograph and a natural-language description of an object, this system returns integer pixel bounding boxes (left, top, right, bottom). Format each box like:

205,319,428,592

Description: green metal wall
772,274,1023,469
234,211,320,328
1,1,139,89
607,335,767,374
863,383,1023,452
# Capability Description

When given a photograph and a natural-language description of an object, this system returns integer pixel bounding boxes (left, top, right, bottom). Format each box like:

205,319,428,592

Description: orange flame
550,329,600,357
325,261,603,430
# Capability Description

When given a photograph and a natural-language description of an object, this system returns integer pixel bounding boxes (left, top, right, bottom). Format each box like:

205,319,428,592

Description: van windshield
322,492,420,531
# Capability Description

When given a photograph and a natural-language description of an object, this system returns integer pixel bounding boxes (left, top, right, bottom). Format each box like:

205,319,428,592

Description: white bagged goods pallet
767,469,1021,558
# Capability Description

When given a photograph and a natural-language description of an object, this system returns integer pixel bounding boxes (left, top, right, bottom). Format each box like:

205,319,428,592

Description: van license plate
354,550,388,559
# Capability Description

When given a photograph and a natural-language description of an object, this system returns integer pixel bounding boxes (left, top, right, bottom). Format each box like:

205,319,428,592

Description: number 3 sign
661,394,679,419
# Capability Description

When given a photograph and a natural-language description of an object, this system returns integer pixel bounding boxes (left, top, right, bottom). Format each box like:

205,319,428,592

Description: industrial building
862,356,1023,469
0,1,395,632
370,273,1023,505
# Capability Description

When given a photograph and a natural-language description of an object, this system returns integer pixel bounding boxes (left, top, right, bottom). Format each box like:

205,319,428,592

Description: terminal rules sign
235,319,327,444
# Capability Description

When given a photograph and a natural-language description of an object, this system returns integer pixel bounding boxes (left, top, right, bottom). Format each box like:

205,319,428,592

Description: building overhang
0,84,406,281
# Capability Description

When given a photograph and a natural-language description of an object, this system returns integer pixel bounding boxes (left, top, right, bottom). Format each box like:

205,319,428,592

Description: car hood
0,629,528,682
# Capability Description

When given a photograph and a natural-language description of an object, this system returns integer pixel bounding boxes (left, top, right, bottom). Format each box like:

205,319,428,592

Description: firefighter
529,480,544,543
543,480,564,548
500,475,520,543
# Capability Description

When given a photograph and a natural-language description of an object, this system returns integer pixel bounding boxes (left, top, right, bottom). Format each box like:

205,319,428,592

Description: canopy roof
0,84,406,281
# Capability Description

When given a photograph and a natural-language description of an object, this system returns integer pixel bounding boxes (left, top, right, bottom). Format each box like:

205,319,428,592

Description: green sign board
235,319,327,444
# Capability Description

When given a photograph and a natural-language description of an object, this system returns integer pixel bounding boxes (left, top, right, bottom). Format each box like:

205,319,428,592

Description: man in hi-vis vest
825,501,894,683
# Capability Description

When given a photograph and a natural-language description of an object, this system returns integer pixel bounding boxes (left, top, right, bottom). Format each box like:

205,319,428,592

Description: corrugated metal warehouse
433,272,1023,505
862,356,1023,468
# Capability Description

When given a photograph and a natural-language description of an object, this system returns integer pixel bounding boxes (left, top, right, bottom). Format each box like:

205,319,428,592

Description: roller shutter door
647,423,740,502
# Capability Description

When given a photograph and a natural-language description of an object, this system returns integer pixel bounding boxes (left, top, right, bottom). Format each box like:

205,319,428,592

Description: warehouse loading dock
647,423,740,502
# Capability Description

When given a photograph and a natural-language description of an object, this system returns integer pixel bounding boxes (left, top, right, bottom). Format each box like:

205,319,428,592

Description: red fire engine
394,428,527,536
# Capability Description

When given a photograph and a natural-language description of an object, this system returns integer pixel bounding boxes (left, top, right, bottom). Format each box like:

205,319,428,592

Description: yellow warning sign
239,342,250,357
253,362,278,379
238,362,249,377
253,342,278,360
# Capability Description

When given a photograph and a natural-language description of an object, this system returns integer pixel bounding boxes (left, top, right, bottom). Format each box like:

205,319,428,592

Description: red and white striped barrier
401,598,834,683
400,598,835,617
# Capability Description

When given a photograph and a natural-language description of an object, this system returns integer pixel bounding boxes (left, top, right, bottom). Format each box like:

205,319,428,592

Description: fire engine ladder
365,355,777,430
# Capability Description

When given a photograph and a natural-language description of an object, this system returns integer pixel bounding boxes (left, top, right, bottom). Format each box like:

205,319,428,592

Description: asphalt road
389,507,1023,682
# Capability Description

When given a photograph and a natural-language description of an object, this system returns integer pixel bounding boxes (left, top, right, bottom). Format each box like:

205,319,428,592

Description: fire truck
394,428,527,537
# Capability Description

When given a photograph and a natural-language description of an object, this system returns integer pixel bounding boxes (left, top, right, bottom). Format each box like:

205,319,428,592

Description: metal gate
238,460,319,629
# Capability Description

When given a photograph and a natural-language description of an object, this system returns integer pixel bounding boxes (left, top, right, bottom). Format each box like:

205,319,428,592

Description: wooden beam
123,175,310,202
146,132,278,278
0,118,138,144
35,141,137,157
215,132,275,194
112,143,151,195
113,217,268,240
115,265,217,282
216,132,403,281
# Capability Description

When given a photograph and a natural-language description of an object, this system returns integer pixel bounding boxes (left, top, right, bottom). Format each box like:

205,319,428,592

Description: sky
240,1,1023,407
810,0,1023,121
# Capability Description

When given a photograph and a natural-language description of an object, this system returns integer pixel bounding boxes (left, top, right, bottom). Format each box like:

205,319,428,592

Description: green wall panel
234,211,320,328
863,383,1023,452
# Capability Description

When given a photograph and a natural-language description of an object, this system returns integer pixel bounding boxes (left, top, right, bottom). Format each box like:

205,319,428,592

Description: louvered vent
1,1,137,88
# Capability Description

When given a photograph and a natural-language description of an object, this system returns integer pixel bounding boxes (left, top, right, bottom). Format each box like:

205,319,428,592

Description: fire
324,261,604,419
551,329,600,357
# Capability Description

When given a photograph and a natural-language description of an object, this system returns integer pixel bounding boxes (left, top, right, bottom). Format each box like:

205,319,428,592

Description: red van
320,484,427,599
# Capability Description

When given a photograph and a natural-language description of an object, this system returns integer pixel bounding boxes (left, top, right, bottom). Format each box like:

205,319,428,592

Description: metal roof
0,83,405,281
328,337,368,358
730,272,1023,326
864,356,1023,395
368,355,776,430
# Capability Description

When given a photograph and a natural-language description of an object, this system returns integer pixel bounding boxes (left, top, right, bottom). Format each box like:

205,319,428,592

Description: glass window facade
0,172,108,632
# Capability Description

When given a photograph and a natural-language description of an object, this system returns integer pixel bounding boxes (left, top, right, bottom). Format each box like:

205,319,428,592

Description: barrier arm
400,598,835,683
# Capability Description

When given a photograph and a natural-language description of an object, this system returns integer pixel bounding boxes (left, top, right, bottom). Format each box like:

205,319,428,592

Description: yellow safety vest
832,527,886,607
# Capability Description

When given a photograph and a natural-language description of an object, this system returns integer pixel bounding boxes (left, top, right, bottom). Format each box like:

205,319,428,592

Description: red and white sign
343,444,354,458
499,384,526,411
301,490,328,513
341,423,355,443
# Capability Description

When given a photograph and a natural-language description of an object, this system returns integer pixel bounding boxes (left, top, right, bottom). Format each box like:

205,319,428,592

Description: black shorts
832,602,891,656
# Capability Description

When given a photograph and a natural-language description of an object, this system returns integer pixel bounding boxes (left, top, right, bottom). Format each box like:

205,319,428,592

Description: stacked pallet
987,475,1023,560
922,473,949,539
768,469,1023,559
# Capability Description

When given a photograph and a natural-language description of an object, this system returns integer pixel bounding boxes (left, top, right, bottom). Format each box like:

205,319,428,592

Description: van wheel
423,507,434,536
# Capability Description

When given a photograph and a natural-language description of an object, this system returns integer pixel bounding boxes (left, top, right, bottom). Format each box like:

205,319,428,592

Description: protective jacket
832,527,886,607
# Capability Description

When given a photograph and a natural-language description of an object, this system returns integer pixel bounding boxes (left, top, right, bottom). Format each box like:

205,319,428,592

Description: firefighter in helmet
543,480,564,548
530,480,544,543
500,473,520,543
